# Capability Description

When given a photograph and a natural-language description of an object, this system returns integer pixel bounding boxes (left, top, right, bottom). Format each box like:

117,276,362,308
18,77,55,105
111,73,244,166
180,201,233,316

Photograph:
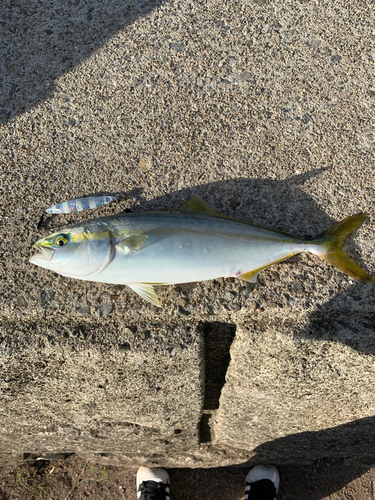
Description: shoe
244,465,279,500
137,467,170,500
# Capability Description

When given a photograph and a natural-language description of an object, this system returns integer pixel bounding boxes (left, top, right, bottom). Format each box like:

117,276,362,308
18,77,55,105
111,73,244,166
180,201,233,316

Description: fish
46,195,116,214
30,195,373,307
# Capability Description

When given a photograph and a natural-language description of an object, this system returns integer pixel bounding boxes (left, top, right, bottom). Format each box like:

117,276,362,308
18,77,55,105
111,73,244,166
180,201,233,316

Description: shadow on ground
0,455,373,500
38,169,334,236
0,0,164,123
35,169,374,361
307,294,375,355
170,459,373,500
170,418,375,499
251,416,375,467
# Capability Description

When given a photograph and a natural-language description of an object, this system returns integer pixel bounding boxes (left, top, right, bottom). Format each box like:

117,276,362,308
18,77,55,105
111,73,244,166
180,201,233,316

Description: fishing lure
46,195,116,214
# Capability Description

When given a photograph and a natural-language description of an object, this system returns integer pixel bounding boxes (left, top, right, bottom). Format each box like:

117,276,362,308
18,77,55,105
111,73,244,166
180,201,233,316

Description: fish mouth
31,243,55,262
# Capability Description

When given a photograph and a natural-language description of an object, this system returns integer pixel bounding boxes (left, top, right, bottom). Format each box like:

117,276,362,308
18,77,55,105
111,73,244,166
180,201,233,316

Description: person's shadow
171,416,375,500
0,0,164,123
250,416,375,499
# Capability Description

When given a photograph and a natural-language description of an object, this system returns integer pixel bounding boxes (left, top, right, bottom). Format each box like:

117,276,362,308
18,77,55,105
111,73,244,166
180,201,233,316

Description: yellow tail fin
320,214,372,282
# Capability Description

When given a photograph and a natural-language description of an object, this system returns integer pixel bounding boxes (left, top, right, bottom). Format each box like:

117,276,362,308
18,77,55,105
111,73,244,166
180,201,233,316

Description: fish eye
55,234,69,247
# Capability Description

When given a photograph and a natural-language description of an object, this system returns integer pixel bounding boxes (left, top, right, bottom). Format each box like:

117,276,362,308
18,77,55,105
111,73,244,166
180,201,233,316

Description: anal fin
238,269,262,283
128,283,162,307
237,252,300,283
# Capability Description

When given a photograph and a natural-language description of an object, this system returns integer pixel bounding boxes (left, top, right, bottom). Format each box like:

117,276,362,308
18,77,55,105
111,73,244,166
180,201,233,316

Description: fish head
29,222,114,278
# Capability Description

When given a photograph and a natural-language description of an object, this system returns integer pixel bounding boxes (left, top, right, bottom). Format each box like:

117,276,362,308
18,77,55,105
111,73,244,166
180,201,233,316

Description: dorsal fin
178,195,222,217
179,195,302,238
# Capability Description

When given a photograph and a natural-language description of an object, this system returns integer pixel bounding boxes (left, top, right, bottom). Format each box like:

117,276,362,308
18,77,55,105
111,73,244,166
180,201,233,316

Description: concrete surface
1,0,375,473
215,323,375,463
0,319,204,465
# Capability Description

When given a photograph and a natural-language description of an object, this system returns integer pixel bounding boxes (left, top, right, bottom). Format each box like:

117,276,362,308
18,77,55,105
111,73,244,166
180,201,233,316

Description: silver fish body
30,196,372,306
82,212,310,284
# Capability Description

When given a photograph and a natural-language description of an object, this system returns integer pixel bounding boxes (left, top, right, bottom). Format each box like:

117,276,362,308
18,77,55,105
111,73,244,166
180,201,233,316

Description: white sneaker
244,465,279,500
136,467,170,500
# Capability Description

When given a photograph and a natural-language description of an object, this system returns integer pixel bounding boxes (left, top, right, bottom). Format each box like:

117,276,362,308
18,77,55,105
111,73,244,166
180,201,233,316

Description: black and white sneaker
137,467,170,500
244,465,279,500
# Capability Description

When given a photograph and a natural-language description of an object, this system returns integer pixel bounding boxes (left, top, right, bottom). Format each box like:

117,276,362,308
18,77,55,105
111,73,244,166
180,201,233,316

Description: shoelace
247,479,277,500
138,480,169,500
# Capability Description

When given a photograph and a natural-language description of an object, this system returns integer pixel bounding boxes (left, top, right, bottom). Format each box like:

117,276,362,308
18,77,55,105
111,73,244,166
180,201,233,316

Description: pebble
76,306,91,315
178,305,190,315
170,346,182,357
170,43,185,52
224,291,236,301
292,282,304,296
16,296,27,308
233,72,251,83
96,303,114,317
331,54,342,63
38,290,55,306
139,156,152,171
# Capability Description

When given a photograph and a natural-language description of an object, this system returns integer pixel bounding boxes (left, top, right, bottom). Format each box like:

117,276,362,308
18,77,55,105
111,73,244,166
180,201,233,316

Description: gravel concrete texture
214,323,375,463
0,0,375,471
0,319,204,466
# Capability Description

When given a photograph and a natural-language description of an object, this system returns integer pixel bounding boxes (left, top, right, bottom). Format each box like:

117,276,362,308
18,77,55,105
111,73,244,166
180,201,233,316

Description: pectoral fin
116,235,148,254
128,283,162,307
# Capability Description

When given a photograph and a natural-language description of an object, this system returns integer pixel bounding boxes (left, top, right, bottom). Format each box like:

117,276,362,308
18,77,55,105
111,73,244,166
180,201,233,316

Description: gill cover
30,222,115,279
57,222,115,278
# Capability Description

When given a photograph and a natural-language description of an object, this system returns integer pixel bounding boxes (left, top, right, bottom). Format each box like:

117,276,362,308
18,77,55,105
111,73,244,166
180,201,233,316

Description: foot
137,467,170,500
244,465,279,500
